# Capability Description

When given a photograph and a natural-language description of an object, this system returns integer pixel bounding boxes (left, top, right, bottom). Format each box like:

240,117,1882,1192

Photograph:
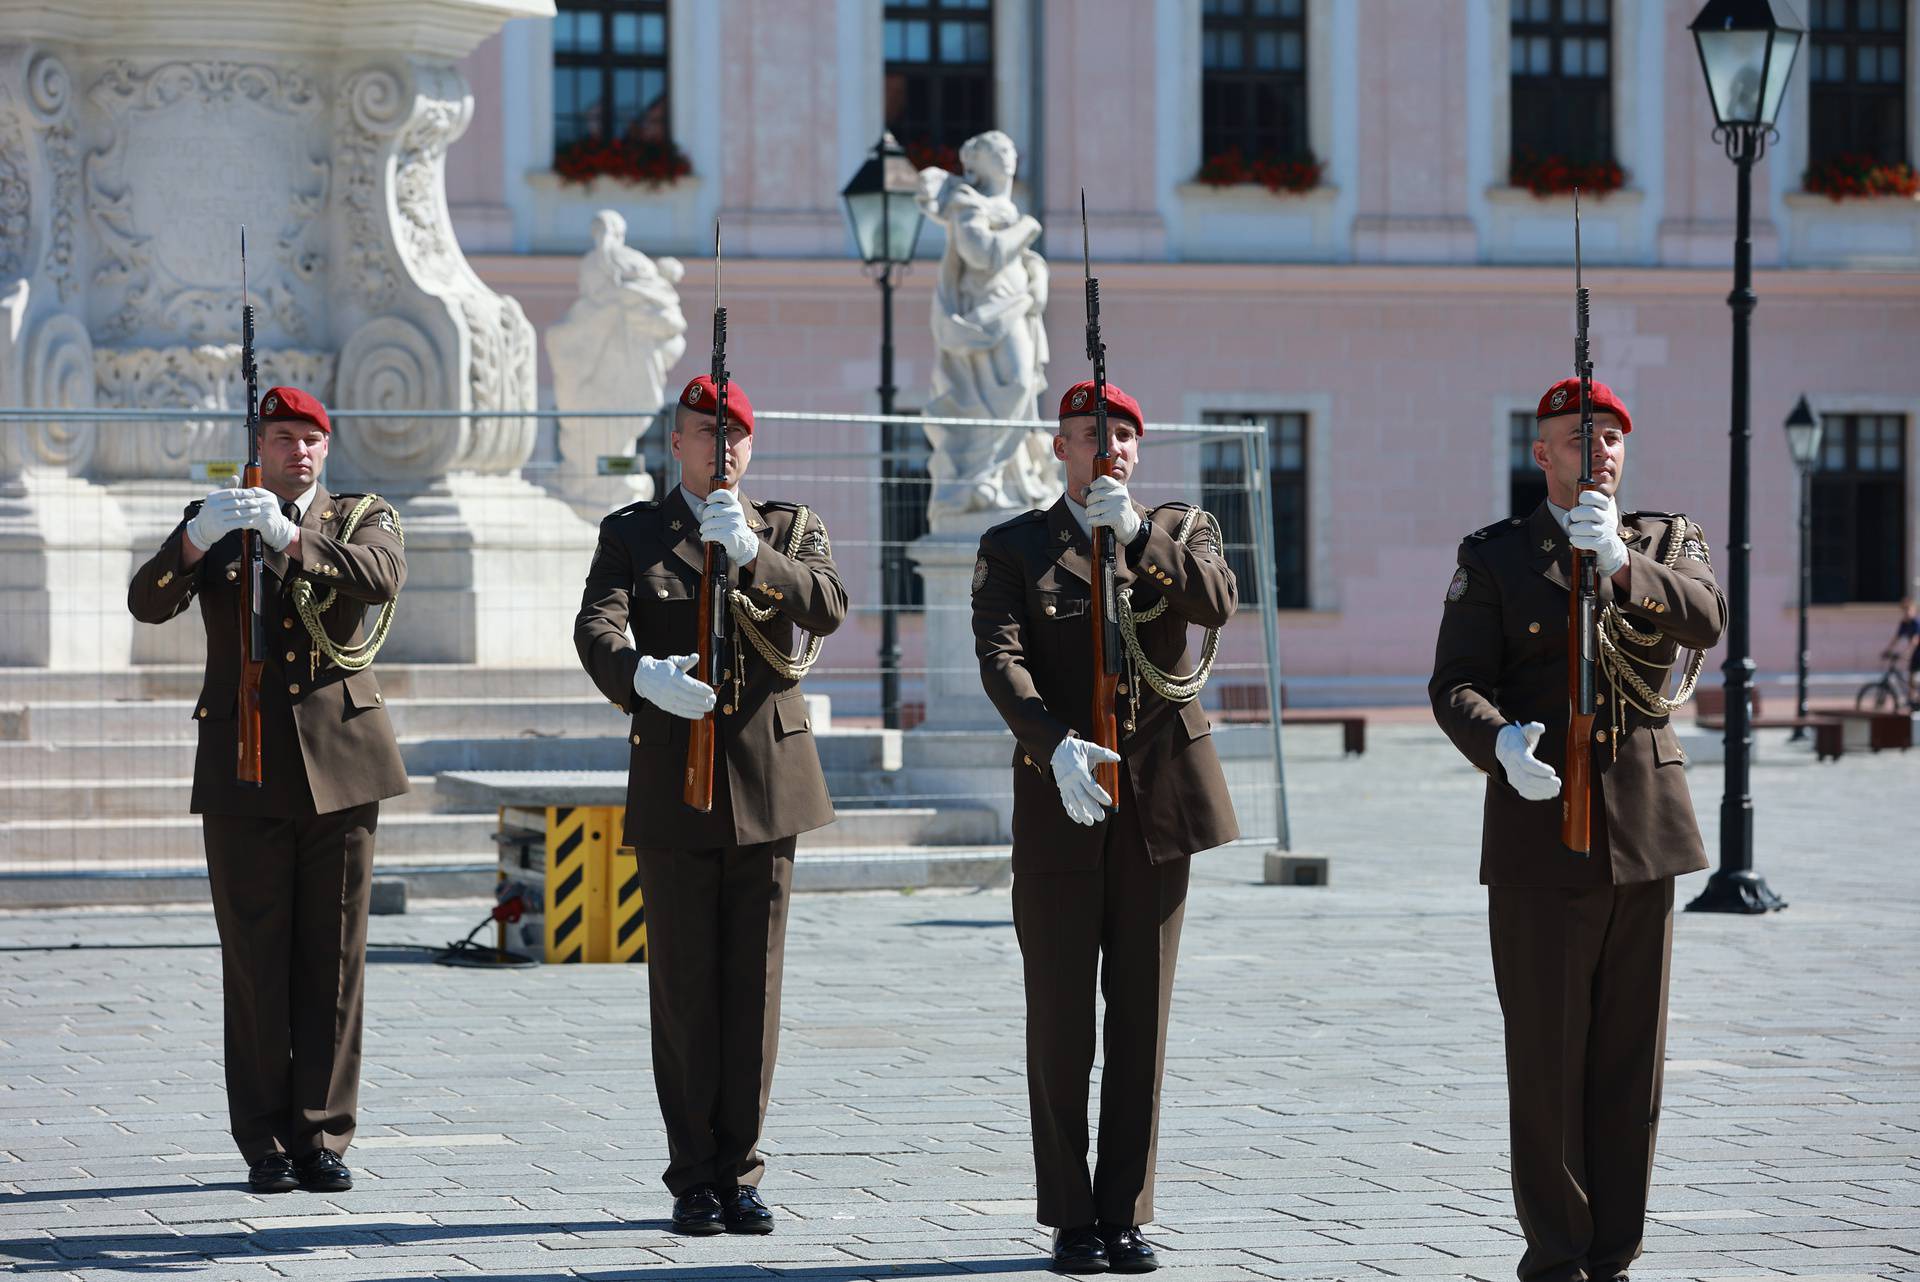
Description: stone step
0,665,597,703
0,776,440,821
0,813,495,866
3,693,837,746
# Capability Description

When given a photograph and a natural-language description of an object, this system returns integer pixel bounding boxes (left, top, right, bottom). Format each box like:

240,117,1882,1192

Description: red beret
1058,380,1145,434
258,385,330,434
677,374,754,433
1536,376,1632,434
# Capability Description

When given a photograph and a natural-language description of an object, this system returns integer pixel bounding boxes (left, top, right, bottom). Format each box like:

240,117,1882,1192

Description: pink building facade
445,0,1920,699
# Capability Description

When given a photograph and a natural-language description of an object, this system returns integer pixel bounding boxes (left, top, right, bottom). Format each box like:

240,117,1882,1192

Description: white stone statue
544,209,686,517
548,209,688,424
916,130,1056,523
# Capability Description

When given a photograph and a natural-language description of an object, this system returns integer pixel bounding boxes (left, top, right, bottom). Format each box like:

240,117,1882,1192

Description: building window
1511,411,1549,516
885,0,994,172
1201,0,1310,166
553,1,670,152
1813,413,1908,604
1510,0,1613,169
1201,412,1308,609
881,418,932,612
1808,0,1909,167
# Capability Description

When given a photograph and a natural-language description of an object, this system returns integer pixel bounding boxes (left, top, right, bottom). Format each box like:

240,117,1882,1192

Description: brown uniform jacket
973,496,1241,873
1429,501,1726,887
126,485,411,818
574,487,846,849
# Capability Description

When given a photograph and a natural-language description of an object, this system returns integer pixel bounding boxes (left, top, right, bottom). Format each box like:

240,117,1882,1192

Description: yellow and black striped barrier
499,804,644,964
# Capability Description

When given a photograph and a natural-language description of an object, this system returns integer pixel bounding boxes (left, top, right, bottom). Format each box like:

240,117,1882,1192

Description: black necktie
282,500,300,525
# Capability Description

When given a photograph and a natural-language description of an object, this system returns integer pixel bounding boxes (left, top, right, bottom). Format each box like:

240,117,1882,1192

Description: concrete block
1264,851,1330,886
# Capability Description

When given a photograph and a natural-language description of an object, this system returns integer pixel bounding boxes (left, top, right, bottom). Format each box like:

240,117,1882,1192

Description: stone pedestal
0,471,133,668
907,513,1012,732
379,475,596,666
0,0,567,668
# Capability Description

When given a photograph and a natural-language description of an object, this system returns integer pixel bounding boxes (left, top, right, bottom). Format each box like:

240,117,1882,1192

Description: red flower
554,135,693,188
1803,154,1919,202
1196,147,1324,194
1509,150,1626,197
900,139,963,174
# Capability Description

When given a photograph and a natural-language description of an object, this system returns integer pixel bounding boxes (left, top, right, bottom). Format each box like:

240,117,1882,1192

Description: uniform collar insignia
1540,537,1556,552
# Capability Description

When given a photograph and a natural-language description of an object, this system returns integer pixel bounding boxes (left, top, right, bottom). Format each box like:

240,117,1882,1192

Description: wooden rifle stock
683,221,727,813
1081,192,1121,814
1559,189,1596,855
683,542,719,812
236,227,265,788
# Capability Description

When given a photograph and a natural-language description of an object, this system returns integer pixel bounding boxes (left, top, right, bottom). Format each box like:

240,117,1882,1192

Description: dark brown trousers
1011,777,1190,1229
635,837,795,1196
1489,877,1675,1282
202,803,377,1165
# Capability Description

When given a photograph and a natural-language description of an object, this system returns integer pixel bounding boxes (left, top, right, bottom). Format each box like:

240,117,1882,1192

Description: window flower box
1195,147,1325,196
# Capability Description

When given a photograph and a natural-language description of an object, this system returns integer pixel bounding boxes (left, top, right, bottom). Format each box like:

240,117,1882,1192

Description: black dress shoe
1098,1224,1159,1273
247,1153,297,1194
292,1149,353,1192
671,1184,727,1235
722,1184,775,1234
1051,1224,1110,1274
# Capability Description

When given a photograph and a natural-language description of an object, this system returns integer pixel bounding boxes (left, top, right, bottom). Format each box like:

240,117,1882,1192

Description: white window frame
1181,391,1334,613
1470,0,1662,265
1156,0,1356,262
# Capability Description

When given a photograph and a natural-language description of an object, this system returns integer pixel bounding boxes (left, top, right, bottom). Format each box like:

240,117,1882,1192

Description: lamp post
1685,0,1804,915
1783,395,1823,739
839,130,927,729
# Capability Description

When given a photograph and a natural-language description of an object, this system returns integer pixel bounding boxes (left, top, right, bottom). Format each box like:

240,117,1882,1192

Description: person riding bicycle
1886,597,1919,706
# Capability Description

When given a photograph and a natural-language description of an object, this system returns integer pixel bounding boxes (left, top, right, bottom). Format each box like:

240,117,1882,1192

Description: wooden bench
1821,708,1913,753
1693,688,1846,762
1218,684,1367,756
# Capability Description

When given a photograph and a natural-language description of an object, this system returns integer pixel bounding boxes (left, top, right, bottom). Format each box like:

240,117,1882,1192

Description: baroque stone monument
906,130,1059,728
544,209,687,522
0,0,575,667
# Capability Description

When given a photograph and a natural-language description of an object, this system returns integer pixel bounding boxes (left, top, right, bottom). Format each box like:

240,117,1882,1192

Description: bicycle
1855,649,1917,713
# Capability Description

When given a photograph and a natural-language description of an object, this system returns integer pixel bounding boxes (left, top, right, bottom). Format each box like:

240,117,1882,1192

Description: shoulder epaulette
1630,509,1679,521
753,498,804,512
604,498,661,522
1150,499,1196,513
1465,516,1527,544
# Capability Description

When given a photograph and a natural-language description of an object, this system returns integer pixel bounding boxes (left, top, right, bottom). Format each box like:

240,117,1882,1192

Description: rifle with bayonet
1080,192,1122,815
684,222,730,813
237,227,266,788
1562,188,1598,857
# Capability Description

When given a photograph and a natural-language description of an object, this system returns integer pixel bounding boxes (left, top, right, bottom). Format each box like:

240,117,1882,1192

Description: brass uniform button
288,683,301,695
1117,682,1129,695
1595,729,1608,743
282,617,294,629
722,704,734,715
225,568,238,581
285,651,297,663
630,734,641,745
1023,754,1033,766
1527,622,1541,634
157,572,173,587
196,707,207,719
656,588,670,599
373,692,382,705
1596,692,1606,706
1044,604,1057,616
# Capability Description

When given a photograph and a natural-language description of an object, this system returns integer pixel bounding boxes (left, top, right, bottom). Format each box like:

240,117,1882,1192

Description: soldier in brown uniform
973,380,1239,1274
1430,377,1726,1282
574,374,845,1236
126,386,409,1195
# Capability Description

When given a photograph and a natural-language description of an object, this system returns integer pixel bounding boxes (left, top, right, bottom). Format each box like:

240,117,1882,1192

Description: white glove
184,485,256,550
1084,474,1143,546
1567,489,1628,577
1049,735,1120,826
1495,721,1562,802
233,487,299,551
631,653,716,720
697,487,760,568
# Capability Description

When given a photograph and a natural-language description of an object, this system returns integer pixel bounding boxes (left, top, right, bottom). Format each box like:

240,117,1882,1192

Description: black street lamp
1685,0,1804,916
1783,395,1823,738
840,130,926,730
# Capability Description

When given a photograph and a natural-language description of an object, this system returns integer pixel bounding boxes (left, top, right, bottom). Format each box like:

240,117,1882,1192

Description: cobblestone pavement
1,723,1916,1281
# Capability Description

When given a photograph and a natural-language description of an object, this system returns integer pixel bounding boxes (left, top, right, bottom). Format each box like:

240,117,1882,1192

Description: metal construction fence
0,408,1291,889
